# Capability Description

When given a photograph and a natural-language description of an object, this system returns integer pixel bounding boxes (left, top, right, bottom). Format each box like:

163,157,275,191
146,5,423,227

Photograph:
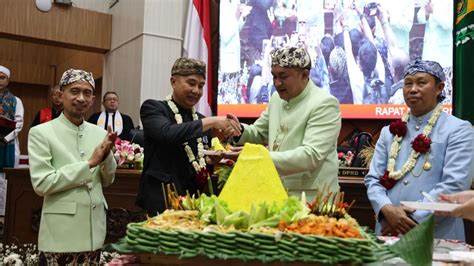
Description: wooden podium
3,168,472,246
3,168,145,245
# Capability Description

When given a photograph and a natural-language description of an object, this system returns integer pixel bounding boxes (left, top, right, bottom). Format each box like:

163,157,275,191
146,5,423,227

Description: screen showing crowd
217,0,453,118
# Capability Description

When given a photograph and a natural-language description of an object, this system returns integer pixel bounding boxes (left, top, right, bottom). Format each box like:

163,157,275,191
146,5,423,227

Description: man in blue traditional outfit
230,46,342,200
365,60,474,240
28,69,117,264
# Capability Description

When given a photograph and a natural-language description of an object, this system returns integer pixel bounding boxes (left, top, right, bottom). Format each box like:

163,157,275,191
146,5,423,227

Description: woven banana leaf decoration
390,215,435,266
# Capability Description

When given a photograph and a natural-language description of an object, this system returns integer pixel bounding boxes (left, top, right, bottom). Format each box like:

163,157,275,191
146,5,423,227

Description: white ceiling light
35,0,52,12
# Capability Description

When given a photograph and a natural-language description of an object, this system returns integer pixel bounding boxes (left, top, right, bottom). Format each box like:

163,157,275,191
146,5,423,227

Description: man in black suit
88,91,135,141
135,57,241,215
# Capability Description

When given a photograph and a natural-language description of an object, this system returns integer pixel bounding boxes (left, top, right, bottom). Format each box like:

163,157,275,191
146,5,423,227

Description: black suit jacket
136,99,211,215
88,111,135,141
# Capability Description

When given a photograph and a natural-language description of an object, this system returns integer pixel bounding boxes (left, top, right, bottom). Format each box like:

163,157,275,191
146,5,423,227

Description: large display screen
217,0,453,118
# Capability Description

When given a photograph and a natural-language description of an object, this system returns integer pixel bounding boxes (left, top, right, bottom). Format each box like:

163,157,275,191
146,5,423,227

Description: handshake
202,114,241,140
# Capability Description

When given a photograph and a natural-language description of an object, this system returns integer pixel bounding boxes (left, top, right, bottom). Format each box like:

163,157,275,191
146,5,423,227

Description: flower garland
166,95,208,186
380,104,443,189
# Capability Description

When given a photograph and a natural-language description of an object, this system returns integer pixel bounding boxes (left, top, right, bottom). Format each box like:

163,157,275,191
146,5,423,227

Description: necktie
107,113,113,131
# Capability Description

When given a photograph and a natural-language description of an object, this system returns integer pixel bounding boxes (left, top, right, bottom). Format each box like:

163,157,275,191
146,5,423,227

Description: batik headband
59,69,95,89
270,46,311,69
403,59,445,81
171,57,206,78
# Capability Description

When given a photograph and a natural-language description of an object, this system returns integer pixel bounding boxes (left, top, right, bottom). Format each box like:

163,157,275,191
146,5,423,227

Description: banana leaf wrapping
105,222,397,264
390,215,435,266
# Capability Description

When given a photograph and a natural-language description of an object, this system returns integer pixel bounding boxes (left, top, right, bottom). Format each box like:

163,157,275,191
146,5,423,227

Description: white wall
141,0,187,105
102,0,188,124
103,36,144,123
72,0,109,13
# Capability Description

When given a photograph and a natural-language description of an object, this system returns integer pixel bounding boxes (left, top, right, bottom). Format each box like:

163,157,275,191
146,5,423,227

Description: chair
351,132,373,167
130,128,144,147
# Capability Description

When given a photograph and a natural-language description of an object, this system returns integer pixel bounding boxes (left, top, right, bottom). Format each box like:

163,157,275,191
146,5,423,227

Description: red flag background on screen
183,0,212,116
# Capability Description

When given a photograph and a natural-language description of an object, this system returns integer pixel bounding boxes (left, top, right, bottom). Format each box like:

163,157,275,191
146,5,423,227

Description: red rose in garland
389,120,407,137
379,170,397,189
225,160,235,167
381,104,443,191
411,134,431,153
195,168,209,188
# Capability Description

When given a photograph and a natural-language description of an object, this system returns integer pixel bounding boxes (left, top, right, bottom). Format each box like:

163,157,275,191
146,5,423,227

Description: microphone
130,125,141,144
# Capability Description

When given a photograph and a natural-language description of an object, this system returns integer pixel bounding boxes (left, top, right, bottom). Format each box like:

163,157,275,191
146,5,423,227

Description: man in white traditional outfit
28,69,117,264
88,91,135,141
0,65,24,217
365,60,474,240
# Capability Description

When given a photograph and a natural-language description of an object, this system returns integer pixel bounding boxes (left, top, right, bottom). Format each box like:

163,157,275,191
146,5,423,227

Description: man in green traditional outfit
231,46,342,199
28,69,117,265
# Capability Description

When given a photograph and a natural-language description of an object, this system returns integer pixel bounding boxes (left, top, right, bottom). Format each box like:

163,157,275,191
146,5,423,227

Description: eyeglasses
105,97,118,102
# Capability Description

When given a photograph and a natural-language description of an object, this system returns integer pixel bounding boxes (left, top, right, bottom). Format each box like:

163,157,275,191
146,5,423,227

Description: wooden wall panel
0,39,59,64
0,39,55,85
0,38,104,86
0,60,52,86
0,0,112,53
55,51,104,83
8,82,50,155
87,78,103,119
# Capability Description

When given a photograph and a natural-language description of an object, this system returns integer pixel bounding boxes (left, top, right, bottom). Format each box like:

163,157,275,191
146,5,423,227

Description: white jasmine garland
166,95,206,173
387,104,442,180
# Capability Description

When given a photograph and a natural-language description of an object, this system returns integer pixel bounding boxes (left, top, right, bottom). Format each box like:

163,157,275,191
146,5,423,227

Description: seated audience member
136,57,241,215
88,91,135,141
31,85,63,127
365,60,474,240
229,46,342,200
28,69,117,264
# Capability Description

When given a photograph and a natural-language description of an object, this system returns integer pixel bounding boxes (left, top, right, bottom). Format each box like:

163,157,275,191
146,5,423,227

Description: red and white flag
183,0,212,117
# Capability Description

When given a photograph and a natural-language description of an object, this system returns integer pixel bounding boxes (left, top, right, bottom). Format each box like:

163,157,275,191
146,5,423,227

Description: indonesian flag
183,0,212,117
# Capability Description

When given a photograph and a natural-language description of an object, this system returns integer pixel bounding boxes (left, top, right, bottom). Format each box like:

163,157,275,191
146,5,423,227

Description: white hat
0,66,10,78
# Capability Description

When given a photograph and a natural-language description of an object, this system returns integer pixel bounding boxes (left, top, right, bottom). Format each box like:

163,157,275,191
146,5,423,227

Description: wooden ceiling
0,0,112,86
0,0,112,53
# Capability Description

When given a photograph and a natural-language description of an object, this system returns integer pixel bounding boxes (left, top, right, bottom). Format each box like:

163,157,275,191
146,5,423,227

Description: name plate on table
338,167,369,177
117,162,136,169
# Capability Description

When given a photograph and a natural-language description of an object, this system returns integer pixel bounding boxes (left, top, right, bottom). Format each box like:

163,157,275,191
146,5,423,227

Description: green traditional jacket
238,80,342,199
28,114,116,252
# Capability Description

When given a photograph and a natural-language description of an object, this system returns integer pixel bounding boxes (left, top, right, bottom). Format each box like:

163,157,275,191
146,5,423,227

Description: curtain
454,0,474,123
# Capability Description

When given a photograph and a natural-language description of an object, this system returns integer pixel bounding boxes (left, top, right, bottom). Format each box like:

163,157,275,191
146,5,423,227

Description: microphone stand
130,125,141,144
